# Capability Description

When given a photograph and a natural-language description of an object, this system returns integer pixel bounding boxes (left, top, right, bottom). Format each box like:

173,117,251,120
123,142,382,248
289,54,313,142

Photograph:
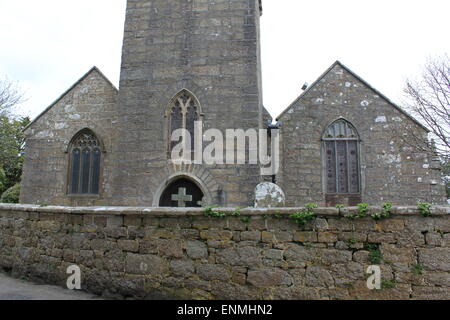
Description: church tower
111,0,264,206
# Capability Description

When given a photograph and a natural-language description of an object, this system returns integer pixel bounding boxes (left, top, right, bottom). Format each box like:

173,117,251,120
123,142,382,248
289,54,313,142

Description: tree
0,167,6,195
402,55,450,160
0,116,30,193
0,77,29,197
0,77,24,116
0,184,20,204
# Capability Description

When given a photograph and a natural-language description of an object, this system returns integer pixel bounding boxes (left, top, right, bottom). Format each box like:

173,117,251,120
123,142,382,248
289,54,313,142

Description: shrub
0,183,20,203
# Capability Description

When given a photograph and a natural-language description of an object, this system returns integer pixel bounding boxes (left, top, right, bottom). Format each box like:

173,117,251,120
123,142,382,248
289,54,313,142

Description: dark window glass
68,130,101,195
325,142,337,194
170,104,183,152
187,101,198,149
81,148,91,194
70,148,81,194
169,91,200,156
337,141,349,193
348,141,360,193
91,148,101,194
323,120,360,195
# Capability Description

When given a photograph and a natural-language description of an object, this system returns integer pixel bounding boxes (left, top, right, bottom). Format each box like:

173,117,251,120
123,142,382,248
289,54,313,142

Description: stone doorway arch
154,173,212,207
159,178,204,207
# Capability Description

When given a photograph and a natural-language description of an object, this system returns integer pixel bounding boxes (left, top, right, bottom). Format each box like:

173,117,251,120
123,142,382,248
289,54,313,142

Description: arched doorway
159,178,204,207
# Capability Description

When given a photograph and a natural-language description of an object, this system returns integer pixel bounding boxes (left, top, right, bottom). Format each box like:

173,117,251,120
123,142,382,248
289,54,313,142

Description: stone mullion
180,97,189,153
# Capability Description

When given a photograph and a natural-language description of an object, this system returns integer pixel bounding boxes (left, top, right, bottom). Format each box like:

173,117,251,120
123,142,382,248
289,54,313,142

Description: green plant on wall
412,264,424,275
240,216,251,223
364,243,383,264
381,280,397,289
37,200,49,207
204,206,249,218
203,206,226,218
417,202,432,217
357,203,369,217
231,206,248,217
344,203,369,220
290,203,317,226
370,202,392,221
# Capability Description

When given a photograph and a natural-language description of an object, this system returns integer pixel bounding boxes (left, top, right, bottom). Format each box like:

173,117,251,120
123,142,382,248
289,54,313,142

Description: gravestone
254,182,286,208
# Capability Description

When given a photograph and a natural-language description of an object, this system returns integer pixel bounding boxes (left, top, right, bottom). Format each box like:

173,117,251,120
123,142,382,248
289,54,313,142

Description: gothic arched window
168,90,200,154
323,119,360,194
68,129,102,195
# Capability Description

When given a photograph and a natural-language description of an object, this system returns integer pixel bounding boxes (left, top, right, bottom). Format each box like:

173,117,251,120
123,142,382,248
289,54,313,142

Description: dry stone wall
0,204,449,300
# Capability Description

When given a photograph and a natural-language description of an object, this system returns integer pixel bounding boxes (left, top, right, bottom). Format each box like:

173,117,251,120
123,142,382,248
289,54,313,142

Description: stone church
20,0,446,207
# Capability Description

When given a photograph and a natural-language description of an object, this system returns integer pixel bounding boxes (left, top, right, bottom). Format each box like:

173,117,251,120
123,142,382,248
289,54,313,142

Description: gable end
276,61,429,133
24,67,118,133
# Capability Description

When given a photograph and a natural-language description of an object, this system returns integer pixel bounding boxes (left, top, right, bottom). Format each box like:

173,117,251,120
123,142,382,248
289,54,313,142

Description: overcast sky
0,0,449,120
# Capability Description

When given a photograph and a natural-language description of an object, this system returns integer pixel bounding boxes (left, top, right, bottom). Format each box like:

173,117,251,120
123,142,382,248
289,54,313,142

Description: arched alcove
158,177,205,207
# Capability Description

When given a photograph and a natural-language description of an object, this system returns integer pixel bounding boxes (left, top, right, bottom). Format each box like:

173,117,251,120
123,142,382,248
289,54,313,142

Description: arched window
323,119,360,194
168,90,200,154
68,129,102,195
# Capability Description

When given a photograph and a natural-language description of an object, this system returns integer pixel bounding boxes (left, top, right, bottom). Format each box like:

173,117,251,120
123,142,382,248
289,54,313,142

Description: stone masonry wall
111,0,264,207
0,204,449,300
277,62,446,207
20,68,118,207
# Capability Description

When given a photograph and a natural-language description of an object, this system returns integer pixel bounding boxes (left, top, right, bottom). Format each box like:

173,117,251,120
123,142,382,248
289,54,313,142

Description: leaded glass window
68,129,102,195
323,120,360,194
168,90,200,154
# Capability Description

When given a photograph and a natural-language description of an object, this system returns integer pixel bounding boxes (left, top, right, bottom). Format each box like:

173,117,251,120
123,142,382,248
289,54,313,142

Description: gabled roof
276,60,429,132
24,66,118,132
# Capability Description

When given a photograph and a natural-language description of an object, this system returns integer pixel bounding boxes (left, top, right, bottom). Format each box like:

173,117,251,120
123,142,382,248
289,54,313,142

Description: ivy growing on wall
289,203,318,226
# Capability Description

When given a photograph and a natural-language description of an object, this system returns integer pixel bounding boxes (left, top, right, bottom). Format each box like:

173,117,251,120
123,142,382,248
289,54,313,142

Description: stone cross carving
171,187,193,207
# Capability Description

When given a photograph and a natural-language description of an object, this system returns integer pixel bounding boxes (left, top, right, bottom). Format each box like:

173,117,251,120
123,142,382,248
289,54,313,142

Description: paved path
0,273,100,300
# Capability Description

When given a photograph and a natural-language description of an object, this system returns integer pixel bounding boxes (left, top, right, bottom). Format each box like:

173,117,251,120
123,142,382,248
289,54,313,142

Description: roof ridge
24,66,118,132
276,60,429,132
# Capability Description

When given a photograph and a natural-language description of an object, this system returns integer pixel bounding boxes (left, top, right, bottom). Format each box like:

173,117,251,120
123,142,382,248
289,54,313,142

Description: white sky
0,0,449,120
